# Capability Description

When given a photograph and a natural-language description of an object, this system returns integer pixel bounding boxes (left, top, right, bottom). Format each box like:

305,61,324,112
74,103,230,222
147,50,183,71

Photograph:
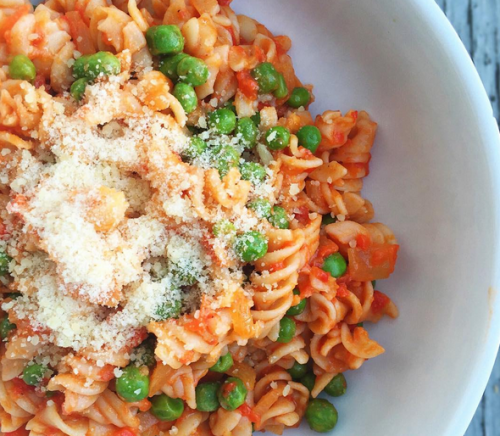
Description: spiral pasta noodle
0,0,400,434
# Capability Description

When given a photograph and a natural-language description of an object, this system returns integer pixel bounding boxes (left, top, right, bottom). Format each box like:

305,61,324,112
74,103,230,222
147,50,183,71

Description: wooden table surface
435,1,500,434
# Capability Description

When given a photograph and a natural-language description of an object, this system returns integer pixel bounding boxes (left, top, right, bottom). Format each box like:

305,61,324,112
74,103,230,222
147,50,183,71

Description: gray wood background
435,0,500,434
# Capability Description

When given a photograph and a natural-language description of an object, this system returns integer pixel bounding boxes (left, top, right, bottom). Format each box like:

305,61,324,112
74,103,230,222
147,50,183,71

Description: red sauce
268,261,285,273
98,365,116,382
217,0,233,6
293,206,310,225
4,428,29,436
222,382,237,396
112,428,137,436
314,241,339,266
1,4,31,42
236,70,258,101
10,377,36,398
371,290,390,313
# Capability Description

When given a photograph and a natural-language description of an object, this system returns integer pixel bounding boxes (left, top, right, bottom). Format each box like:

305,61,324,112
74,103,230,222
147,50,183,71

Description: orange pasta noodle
252,363,309,434
250,226,305,339
47,355,111,414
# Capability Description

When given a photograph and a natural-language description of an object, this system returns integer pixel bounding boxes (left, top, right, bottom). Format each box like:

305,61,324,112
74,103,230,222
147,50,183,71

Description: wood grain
436,1,500,434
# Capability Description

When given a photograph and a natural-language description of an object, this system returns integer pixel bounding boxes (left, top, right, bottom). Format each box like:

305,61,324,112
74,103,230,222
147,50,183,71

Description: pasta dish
0,0,399,434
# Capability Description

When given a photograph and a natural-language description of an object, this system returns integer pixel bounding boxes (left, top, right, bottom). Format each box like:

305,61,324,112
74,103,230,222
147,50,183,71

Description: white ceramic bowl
234,0,500,435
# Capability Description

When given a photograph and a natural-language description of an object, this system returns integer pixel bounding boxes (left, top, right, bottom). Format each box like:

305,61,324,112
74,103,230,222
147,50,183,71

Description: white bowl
234,0,500,435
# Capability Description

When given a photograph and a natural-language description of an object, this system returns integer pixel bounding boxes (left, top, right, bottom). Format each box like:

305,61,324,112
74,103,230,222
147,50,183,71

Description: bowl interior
233,0,500,435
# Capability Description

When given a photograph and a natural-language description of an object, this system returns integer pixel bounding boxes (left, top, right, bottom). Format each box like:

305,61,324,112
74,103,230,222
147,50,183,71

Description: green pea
150,394,184,421
324,374,347,397
177,56,209,86
9,55,36,81
287,87,310,108
70,78,88,101
372,280,377,288
159,53,188,80
300,373,316,393
171,262,198,286
322,214,337,226
213,220,237,242
22,363,47,386
265,126,291,151
195,381,221,412
146,25,184,56
73,52,121,80
218,377,247,411
0,250,12,276
296,125,322,153
173,83,198,113
183,137,208,162
208,108,237,134
0,317,15,339
210,353,233,373
251,62,279,94
251,112,261,127
210,144,240,177
236,117,259,149
357,322,364,327
273,72,288,99
234,231,268,262
247,198,272,219
287,360,308,380
116,365,149,402
322,253,347,278
286,288,306,316
155,299,182,320
277,317,296,343
305,398,338,432
268,206,289,229
239,162,266,185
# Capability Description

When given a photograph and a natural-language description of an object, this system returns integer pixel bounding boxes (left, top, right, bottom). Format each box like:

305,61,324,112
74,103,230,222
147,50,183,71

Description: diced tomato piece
336,284,349,298
238,403,260,424
371,290,390,314
347,244,399,281
311,266,329,283
236,70,258,100
355,234,371,250
112,428,137,436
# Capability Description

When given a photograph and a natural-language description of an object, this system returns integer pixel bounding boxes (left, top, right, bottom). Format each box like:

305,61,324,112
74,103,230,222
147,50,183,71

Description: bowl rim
415,0,500,434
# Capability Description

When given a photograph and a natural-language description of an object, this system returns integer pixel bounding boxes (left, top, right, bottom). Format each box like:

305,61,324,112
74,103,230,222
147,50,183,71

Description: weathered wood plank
482,352,500,436
435,0,446,10
443,0,473,53
471,0,499,121
465,397,485,436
